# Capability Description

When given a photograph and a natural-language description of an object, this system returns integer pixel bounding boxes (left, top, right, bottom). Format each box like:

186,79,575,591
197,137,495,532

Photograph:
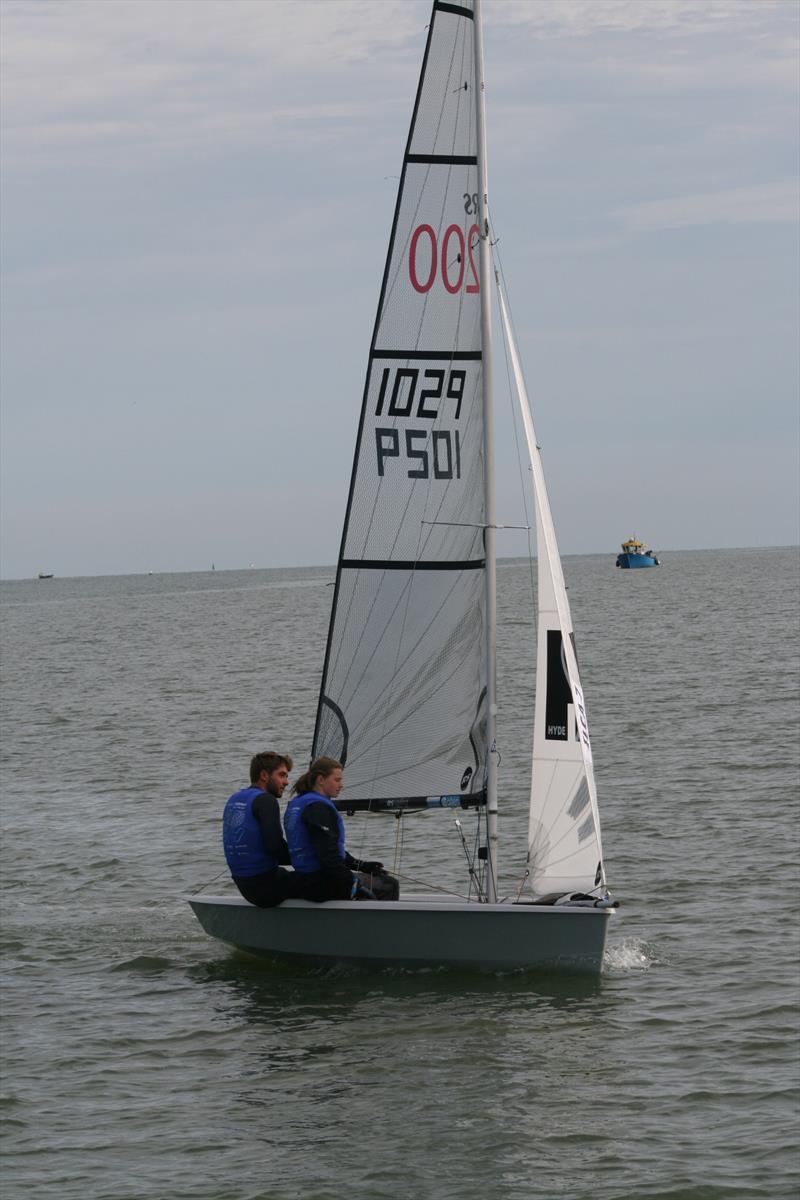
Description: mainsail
313,0,487,802
496,274,606,896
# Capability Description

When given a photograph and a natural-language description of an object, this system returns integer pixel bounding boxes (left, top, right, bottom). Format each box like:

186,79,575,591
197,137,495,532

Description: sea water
1,548,798,1200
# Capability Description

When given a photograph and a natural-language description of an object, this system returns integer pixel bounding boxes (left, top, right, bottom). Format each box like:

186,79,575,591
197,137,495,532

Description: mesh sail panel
313,0,486,801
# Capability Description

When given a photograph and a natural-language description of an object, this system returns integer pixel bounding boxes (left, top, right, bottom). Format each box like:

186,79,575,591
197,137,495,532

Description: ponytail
292,756,342,796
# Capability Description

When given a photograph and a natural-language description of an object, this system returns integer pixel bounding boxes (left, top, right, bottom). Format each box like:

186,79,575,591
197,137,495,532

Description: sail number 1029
374,366,466,480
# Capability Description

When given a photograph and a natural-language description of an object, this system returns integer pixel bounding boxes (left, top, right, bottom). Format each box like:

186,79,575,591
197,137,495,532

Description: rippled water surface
1,549,798,1199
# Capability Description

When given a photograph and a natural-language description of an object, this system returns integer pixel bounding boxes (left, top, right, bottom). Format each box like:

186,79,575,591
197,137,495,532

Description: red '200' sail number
409,224,480,294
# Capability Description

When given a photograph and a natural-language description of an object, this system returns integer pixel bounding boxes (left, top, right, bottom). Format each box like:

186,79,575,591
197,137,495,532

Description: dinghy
190,0,617,973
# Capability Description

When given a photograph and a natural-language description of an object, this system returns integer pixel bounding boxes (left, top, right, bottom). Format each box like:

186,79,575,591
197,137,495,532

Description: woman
284,757,399,901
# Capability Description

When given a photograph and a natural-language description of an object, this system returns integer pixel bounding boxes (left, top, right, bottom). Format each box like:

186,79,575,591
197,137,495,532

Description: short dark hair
250,751,293,785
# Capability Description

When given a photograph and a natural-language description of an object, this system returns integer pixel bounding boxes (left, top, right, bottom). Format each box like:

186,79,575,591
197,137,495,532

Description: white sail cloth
313,0,489,802
496,273,606,896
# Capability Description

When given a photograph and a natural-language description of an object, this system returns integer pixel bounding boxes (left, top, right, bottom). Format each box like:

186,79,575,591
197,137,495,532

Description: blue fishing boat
616,538,659,569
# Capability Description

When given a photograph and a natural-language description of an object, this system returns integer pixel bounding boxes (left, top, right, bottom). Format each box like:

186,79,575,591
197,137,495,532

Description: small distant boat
616,538,659,569
37,571,54,579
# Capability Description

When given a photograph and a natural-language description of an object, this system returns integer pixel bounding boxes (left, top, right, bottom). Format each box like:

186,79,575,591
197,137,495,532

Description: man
223,751,322,907
284,756,400,902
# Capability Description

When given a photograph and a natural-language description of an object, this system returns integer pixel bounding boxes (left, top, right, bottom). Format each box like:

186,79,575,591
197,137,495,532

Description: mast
473,0,498,902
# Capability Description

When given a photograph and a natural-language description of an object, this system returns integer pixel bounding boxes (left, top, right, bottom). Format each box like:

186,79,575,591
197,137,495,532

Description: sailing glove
357,860,384,873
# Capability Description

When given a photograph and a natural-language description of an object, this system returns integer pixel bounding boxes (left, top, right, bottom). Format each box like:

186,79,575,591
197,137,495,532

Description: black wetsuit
297,800,399,902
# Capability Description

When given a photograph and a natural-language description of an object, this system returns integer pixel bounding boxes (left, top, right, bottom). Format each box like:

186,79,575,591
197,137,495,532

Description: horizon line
2,543,798,583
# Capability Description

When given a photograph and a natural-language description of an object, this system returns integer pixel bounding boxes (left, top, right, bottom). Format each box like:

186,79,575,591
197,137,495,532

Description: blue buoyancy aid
223,786,279,878
284,792,345,874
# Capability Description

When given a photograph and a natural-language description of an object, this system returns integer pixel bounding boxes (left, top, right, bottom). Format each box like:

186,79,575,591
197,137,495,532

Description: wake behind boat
189,0,618,973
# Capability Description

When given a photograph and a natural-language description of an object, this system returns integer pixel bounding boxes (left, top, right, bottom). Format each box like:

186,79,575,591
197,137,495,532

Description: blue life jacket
222,786,279,878
284,792,345,874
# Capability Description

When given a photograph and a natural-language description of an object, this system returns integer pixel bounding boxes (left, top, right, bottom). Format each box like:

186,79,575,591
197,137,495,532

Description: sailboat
189,0,617,973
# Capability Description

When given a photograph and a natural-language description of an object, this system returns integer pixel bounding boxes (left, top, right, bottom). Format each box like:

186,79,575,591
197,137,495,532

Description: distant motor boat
616,538,660,569
37,571,54,579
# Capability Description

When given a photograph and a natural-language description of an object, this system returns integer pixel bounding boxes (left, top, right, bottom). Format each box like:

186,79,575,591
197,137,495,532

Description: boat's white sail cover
496,277,606,895
313,0,488,801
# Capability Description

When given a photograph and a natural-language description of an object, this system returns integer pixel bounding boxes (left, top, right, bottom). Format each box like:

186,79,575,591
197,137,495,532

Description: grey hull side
187,895,612,974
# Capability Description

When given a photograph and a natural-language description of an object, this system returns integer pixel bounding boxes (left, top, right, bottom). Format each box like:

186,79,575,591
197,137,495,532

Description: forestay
313,0,488,803
496,275,606,897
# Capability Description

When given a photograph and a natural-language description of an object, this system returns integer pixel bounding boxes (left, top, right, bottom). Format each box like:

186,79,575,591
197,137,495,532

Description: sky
1,0,798,579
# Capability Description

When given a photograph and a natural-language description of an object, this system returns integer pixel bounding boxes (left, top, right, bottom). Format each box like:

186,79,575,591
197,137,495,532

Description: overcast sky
1,0,798,578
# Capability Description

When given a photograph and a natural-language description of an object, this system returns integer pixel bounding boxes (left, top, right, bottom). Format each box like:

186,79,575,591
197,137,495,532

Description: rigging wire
454,818,478,898
472,802,486,900
392,810,404,878
391,872,481,901
187,869,230,895
492,234,537,616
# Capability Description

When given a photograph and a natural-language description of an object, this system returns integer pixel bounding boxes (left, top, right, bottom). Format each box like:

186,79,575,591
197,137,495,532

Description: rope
392,871,474,900
186,868,230,895
393,810,404,877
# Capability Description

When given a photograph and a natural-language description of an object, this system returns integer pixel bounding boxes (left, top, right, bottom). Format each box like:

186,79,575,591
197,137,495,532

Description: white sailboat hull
188,894,612,974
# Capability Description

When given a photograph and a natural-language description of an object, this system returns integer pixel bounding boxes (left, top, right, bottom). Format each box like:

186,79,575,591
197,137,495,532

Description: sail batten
371,350,482,360
406,154,478,165
339,558,484,571
435,1,475,18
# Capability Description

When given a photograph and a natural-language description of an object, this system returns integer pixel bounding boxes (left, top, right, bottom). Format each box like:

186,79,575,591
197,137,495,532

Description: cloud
0,0,425,165
494,0,793,39
1,0,797,576
613,180,799,231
